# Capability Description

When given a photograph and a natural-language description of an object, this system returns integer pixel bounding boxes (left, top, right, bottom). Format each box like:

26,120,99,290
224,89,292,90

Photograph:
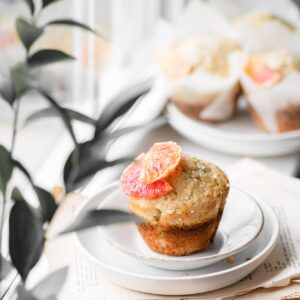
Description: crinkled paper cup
240,70,300,132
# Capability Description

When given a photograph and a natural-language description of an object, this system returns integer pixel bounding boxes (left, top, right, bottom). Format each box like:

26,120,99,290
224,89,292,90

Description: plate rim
75,181,279,281
97,184,264,264
167,102,300,142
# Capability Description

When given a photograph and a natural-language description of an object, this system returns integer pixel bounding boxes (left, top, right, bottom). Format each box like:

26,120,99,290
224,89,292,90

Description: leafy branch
0,1,164,299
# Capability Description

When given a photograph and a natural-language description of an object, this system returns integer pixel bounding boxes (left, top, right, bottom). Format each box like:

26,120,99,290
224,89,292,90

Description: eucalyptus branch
0,177,11,272
0,2,154,298
11,99,21,157
0,99,20,262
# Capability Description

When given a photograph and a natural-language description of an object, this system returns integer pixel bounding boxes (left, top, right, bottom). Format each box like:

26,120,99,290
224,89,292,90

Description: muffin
120,142,229,256
158,34,242,123
241,49,300,132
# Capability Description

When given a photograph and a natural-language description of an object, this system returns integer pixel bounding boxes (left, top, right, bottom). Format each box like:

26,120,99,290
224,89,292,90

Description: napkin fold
45,158,300,300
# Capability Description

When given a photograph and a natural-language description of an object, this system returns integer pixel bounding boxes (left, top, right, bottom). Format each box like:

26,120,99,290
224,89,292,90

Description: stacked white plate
166,102,300,157
75,182,279,295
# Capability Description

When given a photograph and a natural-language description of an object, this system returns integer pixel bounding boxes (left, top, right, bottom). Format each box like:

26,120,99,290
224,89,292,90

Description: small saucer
98,185,264,271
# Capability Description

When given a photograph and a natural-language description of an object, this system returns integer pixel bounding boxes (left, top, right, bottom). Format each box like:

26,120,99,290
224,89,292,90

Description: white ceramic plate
98,185,263,271
166,102,300,157
75,183,279,295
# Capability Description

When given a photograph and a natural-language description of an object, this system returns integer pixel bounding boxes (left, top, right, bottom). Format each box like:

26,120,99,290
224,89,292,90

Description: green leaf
27,49,75,67
63,145,129,191
9,200,44,281
103,115,167,141
0,254,12,280
15,18,43,51
60,209,143,235
17,284,37,300
36,89,78,154
63,142,90,191
45,19,100,36
67,157,131,191
0,81,16,106
37,89,79,168
33,186,57,222
95,80,152,137
63,118,165,191
12,160,57,222
25,106,95,126
12,187,25,202
63,153,73,191
10,64,33,97
0,145,13,195
23,0,35,15
11,187,41,221
32,267,68,299
92,116,167,157
42,0,61,8
12,159,32,182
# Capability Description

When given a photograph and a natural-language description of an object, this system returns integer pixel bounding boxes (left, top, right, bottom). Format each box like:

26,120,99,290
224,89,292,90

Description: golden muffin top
158,34,241,79
128,156,229,227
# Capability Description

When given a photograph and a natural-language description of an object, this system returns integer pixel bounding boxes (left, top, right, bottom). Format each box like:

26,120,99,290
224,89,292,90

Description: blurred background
1,0,300,182
1,0,300,114
1,0,241,114
0,0,187,113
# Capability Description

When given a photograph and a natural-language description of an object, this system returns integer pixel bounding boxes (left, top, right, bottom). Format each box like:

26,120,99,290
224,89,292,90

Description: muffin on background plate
241,49,300,132
120,142,229,256
158,35,243,123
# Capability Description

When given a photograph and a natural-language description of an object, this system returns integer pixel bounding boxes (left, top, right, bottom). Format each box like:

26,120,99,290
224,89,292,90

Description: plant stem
0,189,7,273
1,99,22,262
11,99,21,156
32,7,42,26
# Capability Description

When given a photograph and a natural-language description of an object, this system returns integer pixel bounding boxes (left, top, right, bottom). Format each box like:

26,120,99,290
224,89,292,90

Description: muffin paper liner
240,70,300,132
170,53,243,121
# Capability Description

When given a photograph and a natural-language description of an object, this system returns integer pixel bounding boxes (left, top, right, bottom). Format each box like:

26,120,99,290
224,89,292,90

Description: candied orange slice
158,49,192,81
245,56,282,86
140,142,181,184
120,158,173,199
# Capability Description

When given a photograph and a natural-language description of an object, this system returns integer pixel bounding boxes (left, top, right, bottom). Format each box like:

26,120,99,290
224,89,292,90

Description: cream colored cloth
46,158,300,299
